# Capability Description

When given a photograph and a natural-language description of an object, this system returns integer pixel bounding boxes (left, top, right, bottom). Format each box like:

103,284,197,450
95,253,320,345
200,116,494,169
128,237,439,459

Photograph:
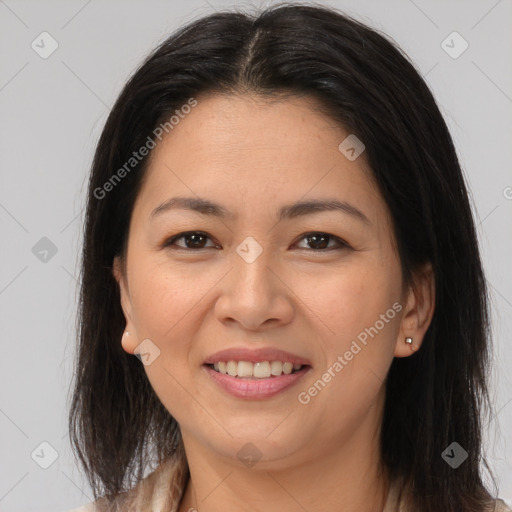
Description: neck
177,395,389,512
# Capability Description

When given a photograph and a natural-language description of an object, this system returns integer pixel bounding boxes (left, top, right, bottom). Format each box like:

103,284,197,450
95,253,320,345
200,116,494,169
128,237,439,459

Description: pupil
187,234,206,248
308,234,328,249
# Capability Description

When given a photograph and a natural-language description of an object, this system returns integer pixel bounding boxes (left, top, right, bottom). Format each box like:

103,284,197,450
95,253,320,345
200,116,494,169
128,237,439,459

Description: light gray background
0,0,511,510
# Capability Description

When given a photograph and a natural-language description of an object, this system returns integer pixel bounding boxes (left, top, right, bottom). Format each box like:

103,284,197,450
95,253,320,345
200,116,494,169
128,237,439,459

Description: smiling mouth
205,361,309,379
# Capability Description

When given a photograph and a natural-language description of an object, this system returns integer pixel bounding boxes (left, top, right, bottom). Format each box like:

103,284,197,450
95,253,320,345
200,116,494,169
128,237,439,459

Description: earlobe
121,330,137,355
394,262,435,358
112,256,138,354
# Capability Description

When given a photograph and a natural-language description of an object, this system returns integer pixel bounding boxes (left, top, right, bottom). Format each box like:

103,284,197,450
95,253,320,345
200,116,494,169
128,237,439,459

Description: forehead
133,92,387,228
158,92,350,158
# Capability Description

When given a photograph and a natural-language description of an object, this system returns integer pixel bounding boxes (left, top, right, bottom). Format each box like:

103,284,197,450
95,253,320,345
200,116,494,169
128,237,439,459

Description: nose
214,245,295,332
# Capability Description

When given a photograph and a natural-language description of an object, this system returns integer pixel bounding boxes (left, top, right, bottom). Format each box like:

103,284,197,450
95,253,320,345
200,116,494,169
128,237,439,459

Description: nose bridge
214,235,294,329
232,236,275,301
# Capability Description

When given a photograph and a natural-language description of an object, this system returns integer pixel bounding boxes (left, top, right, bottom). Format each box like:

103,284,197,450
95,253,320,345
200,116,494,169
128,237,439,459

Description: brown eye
295,232,349,251
165,231,217,250
163,231,349,252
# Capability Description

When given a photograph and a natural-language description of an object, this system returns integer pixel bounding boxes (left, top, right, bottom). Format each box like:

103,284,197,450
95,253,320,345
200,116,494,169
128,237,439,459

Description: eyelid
163,231,351,251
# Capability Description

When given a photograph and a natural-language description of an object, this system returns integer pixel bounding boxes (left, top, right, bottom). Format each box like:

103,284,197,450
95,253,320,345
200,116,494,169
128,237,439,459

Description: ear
112,256,138,355
394,262,435,357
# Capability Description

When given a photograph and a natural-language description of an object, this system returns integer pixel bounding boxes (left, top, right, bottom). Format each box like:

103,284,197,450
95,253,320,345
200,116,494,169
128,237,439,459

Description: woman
68,3,511,511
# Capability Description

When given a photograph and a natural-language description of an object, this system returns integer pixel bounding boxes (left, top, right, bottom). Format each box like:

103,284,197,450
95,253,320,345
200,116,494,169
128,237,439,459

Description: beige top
67,454,512,512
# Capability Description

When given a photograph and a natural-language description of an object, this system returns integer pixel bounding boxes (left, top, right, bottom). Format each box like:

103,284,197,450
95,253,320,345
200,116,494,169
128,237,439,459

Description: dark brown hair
69,3,497,510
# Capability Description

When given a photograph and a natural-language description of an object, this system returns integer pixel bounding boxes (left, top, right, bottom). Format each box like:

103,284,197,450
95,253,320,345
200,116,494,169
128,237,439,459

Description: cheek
302,263,400,348
295,266,401,422
129,257,215,341
127,259,214,420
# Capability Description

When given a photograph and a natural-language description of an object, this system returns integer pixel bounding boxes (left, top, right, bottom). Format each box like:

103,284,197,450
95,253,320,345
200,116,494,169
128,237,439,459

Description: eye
164,231,219,250
294,232,350,251
163,231,350,252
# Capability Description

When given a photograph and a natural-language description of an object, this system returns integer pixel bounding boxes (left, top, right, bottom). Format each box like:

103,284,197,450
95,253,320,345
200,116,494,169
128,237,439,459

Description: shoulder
64,504,96,512
64,452,188,512
384,479,512,512
495,498,512,512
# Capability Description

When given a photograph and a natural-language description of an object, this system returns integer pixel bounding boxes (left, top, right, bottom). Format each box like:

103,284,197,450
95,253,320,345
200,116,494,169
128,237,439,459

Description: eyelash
163,231,351,252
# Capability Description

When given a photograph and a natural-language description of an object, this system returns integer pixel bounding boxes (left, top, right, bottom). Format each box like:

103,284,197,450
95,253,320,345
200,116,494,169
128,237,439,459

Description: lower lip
203,365,311,400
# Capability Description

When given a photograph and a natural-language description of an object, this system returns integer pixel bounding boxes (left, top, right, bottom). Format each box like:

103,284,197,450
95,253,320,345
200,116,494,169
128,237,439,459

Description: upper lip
204,347,312,366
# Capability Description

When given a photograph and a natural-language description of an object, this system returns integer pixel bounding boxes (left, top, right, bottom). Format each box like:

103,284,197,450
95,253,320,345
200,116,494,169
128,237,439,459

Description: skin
113,92,435,512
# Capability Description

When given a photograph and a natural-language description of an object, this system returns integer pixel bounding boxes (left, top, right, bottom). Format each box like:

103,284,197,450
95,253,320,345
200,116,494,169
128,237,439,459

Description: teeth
282,362,293,375
270,361,282,376
226,361,237,376
237,361,253,377
253,361,271,378
211,360,304,378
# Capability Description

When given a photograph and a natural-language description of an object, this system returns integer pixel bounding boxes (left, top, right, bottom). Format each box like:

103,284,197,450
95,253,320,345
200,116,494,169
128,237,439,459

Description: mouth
202,350,312,399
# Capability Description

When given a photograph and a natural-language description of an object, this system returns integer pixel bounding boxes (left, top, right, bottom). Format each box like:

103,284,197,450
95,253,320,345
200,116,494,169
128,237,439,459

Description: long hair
69,3,495,510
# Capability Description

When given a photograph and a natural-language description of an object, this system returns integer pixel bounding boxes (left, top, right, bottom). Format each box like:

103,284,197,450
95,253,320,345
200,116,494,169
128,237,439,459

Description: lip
203,347,312,366
203,364,312,400
202,347,312,400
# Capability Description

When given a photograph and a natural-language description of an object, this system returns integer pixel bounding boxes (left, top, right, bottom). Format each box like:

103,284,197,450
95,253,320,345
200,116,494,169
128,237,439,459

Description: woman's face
114,92,429,469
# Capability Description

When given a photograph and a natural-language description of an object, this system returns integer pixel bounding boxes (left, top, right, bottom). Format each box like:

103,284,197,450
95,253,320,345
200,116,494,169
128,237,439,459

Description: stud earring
405,336,416,352
124,331,130,337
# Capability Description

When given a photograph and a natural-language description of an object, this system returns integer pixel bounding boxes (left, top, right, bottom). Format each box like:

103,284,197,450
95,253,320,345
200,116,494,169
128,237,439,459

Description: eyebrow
150,196,371,224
